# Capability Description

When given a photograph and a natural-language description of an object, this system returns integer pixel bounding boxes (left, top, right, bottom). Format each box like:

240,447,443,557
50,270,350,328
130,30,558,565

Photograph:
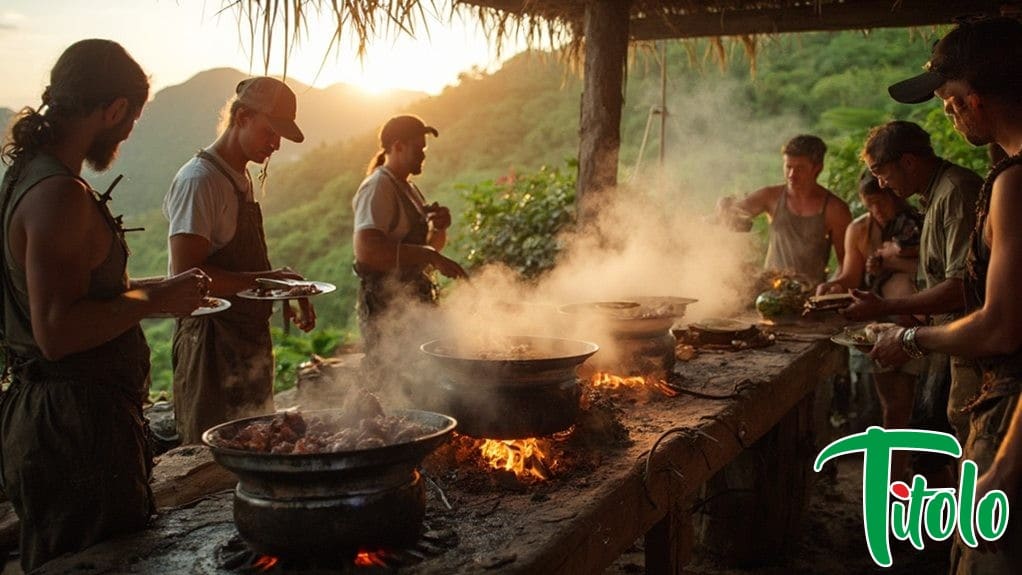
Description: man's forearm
883,278,965,316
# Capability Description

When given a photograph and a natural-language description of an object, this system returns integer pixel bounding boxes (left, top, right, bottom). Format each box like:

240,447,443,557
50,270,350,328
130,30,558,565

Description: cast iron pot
202,409,456,560
420,335,598,439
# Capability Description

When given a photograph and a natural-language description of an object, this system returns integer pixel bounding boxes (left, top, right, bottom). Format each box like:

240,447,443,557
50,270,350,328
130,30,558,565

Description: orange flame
354,550,388,567
253,555,279,571
479,438,555,480
588,372,678,397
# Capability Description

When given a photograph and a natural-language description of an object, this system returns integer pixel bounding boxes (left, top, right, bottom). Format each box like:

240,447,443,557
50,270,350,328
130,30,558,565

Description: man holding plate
163,77,316,444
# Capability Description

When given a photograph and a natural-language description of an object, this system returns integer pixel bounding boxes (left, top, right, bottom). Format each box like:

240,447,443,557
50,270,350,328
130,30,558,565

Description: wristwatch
899,327,926,359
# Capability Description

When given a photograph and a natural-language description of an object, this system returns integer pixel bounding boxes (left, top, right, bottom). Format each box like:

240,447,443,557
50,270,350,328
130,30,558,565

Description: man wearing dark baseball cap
871,17,1022,573
351,114,466,384
162,76,316,444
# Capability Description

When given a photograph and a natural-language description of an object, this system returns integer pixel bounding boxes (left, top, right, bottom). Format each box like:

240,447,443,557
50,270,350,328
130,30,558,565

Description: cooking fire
587,371,679,398
479,437,557,480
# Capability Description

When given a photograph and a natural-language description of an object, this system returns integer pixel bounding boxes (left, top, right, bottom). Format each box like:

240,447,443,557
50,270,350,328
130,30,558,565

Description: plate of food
237,280,336,301
831,326,875,351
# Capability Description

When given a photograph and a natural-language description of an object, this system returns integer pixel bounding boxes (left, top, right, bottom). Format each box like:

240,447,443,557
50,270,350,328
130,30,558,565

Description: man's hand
424,202,452,231
284,298,316,332
816,281,846,296
430,252,468,279
869,324,910,368
147,268,210,316
715,196,753,232
841,289,889,321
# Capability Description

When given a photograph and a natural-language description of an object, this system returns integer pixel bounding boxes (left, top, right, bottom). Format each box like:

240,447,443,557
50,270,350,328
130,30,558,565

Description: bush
456,159,578,279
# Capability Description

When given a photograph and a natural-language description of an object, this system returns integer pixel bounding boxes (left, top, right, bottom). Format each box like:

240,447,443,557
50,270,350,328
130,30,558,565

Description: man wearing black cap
870,17,1022,573
164,77,316,444
352,115,466,378
0,40,209,570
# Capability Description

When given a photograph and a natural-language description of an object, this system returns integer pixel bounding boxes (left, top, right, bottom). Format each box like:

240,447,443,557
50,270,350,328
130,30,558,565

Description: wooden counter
36,321,848,575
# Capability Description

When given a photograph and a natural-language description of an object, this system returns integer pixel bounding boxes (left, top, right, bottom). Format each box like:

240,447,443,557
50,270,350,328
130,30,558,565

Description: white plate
192,297,231,316
237,281,336,301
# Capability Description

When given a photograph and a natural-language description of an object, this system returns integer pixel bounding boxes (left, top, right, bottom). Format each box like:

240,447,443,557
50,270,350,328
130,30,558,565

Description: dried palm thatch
218,0,1004,78
218,0,575,79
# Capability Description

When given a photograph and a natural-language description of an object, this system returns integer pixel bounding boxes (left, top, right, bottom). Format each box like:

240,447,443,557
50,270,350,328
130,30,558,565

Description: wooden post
577,0,631,222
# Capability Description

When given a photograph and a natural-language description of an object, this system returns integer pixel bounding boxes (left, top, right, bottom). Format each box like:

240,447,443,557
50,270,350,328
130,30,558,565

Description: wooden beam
629,0,1008,40
577,0,631,221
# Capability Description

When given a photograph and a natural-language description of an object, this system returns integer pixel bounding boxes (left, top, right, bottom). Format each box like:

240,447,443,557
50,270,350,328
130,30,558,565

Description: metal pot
202,409,456,560
559,301,677,336
420,336,598,438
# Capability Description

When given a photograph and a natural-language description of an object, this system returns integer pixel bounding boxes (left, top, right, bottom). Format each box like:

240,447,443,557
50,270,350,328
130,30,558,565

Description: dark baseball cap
889,18,1022,104
380,115,438,149
236,77,304,143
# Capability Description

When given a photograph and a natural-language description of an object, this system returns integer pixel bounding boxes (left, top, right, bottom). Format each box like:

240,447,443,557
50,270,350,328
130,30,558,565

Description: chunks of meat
211,408,433,455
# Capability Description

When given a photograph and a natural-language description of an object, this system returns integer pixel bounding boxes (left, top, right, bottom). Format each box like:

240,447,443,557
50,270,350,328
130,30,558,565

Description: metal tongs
256,277,311,289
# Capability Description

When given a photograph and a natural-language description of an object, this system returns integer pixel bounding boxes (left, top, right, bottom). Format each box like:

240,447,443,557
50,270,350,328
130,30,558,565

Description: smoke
299,73,811,426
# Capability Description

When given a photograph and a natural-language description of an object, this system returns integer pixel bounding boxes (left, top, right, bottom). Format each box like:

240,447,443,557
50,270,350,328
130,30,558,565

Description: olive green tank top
764,190,831,285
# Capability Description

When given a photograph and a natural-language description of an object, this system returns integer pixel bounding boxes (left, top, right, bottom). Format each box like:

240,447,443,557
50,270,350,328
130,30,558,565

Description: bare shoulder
16,175,96,235
824,189,852,218
848,214,869,233
991,165,1022,213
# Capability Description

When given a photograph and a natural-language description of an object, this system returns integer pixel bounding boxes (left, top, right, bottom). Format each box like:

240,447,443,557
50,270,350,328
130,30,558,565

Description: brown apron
172,151,274,444
355,169,438,385
0,153,154,572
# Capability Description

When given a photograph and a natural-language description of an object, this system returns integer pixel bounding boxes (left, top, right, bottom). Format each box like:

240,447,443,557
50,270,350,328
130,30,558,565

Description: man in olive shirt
843,121,982,443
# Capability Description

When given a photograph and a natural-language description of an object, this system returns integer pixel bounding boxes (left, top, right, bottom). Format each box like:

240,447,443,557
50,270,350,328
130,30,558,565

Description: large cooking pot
420,336,598,439
202,409,456,560
559,300,684,336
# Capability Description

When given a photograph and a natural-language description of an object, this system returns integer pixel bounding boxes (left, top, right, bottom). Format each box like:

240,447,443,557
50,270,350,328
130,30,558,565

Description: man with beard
870,17,1022,573
844,121,983,447
0,40,208,571
164,77,316,444
352,115,466,384
717,134,852,287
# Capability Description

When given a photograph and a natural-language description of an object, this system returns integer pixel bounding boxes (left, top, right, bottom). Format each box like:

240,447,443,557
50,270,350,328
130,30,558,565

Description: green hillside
60,28,993,394
86,68,425,216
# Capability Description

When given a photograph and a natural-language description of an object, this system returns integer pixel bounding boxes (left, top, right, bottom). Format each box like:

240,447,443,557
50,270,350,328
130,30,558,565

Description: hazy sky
0,0,527,109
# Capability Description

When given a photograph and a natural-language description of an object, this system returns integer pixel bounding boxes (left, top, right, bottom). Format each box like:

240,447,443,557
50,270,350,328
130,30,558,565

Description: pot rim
419,335,599,365
201,408,457,468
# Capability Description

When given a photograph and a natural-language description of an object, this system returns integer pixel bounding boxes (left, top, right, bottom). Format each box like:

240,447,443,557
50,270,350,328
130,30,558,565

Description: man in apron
164,77,316,445
716,134,852,287
352,115,467,391
872,18,1022,573
0,40,208,571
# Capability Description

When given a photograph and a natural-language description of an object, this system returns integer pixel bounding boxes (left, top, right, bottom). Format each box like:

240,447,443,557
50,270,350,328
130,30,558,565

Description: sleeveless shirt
764,189,832,284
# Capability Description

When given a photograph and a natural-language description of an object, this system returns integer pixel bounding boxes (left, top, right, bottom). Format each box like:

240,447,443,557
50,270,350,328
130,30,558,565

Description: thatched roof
462,0,1011,39
222,1,1012,77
